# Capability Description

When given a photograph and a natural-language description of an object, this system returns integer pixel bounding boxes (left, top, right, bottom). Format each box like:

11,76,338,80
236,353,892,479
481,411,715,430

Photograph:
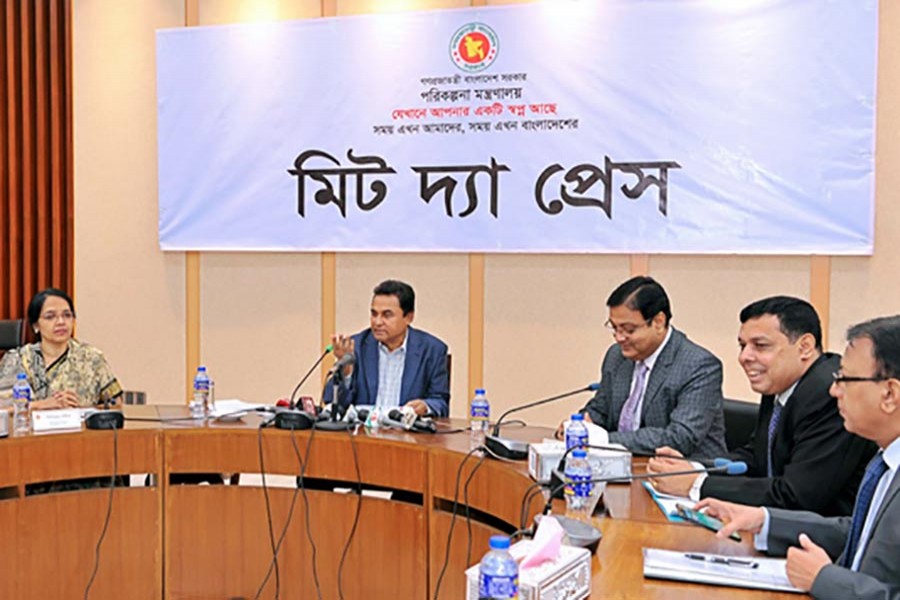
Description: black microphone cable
336,426,363,600
463,453,488,568
291,427,323,600
83,426,119,600
254,421,281,599
432,445,481,600
254,426,321,600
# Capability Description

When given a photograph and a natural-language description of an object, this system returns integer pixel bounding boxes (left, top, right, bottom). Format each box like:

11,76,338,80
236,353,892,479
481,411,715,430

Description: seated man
561,276,727,459
649,296,875,516
324,279,450,417
695,316,900,599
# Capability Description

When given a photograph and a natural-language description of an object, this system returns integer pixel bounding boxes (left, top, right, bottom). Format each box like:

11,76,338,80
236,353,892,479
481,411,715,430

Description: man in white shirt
693,315,900,599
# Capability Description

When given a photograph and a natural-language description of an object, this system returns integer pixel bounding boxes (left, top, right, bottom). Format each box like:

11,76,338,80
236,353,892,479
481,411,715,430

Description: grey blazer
582,327,727,459
766,461,900,600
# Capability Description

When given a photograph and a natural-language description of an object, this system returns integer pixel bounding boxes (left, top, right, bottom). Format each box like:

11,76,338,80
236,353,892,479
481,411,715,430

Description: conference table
0,406,801,599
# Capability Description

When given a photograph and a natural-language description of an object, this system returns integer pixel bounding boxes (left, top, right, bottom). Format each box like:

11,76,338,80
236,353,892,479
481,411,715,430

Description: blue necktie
766,402,783,477
840,454,889,569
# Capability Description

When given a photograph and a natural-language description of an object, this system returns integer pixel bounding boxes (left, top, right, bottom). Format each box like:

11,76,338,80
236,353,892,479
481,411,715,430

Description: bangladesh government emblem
450,23,499,73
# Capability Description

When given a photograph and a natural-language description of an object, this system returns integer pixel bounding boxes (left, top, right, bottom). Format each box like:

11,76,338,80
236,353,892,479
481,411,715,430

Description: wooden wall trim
184,1,199,402
810,256,831,349
630,254,650,277
321,252,336,386
468,254,484,398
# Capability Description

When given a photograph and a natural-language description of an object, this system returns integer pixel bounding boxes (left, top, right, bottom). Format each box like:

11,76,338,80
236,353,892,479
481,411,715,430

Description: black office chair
723,398,759,451
0,319,26,352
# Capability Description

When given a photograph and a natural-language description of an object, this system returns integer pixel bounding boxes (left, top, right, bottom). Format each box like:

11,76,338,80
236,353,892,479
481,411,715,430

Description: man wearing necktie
648,296,875,516
560,276,727,459
695,315,900,599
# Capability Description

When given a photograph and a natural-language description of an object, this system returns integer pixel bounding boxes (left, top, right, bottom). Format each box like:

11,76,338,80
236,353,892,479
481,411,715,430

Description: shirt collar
640,326,672,372
774,380,800,407
881,435,900,472
379,331,408,355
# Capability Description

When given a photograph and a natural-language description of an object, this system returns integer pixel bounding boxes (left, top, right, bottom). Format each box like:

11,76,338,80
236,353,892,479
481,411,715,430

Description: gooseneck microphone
484,382,600,460
288,344,334,408
531,459,749,553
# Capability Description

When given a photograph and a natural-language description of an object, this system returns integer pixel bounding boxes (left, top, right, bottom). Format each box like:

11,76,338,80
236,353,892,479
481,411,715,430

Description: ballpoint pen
684,553,759,568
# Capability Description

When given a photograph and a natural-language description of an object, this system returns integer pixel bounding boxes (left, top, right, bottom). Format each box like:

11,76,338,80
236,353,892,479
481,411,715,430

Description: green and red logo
450,23,498,73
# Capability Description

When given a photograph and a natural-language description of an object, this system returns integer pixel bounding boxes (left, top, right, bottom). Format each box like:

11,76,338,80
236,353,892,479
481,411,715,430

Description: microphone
387,407,438,433
531,459,749,554
288,344,334,408
317,352,358,432
484,382,600,460
329,352,356,378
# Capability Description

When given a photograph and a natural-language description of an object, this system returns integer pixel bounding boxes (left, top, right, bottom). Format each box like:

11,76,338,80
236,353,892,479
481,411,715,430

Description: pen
684,553,759,568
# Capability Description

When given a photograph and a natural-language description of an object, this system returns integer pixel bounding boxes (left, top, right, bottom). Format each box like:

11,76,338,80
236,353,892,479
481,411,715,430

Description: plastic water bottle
12,372,32,435
478,535,518,599
469,388,490,450
564,448,593,520
191,366,210,418
565,412,589,451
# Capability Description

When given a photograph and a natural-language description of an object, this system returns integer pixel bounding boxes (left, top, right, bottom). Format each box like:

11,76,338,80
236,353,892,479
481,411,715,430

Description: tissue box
465,540,591,600
528,440,632,483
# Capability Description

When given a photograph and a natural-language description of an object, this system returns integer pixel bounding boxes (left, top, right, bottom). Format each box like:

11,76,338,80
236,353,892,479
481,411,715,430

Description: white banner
157,0,877,254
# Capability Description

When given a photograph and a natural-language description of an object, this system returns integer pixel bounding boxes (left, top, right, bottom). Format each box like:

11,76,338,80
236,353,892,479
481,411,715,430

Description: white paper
643,548,803,593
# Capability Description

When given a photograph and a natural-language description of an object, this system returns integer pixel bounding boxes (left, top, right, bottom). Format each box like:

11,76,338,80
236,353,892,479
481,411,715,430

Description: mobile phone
675,503,741,542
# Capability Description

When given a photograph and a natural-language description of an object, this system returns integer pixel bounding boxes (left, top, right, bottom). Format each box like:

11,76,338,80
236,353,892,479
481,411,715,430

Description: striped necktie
618,361,648,432
840,454,889,569
766,402,783,477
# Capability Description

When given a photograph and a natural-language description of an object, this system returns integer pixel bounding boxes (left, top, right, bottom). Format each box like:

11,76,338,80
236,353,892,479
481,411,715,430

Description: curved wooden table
0,406,800,599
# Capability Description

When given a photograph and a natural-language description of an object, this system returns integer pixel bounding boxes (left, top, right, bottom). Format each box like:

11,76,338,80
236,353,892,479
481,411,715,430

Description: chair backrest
723,398,759,451
0,319,26,352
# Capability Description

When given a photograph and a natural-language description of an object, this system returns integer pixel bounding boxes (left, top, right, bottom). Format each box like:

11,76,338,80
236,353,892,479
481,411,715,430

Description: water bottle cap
474,388,485,395
571,413,584,421
197,366,207,372
16,372,26,380
572,449,588,458
488,535,510,550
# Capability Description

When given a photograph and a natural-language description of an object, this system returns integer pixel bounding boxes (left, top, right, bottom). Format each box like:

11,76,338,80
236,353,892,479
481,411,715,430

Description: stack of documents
643,548,802,593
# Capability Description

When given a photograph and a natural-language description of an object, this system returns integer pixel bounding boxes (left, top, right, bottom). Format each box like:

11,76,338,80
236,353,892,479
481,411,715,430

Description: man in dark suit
649,296,875,516
560,276,727,459
324,280,450,417
696,316,900,599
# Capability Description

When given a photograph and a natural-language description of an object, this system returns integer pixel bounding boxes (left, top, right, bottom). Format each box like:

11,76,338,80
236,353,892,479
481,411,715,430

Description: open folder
642,548,803,594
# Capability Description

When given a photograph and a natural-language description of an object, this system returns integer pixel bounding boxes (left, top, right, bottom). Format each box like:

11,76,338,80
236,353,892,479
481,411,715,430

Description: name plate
32,408,83,433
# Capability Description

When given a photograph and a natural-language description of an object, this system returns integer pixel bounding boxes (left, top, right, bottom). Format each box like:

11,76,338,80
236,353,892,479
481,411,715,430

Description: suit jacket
323,326,450,417
702,353,876,516
765,460,900,600
582,327,727,459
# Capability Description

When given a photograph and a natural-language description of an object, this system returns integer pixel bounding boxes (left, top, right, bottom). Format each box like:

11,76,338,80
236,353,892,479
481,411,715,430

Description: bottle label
565,472,593,498
470,402,489,419
194,379,210,392
479,573,518,598
13,387,31,402
565,431,588,450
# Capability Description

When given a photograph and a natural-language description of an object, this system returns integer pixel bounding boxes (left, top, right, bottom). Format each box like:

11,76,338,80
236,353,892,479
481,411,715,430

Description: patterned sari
0,339,122,406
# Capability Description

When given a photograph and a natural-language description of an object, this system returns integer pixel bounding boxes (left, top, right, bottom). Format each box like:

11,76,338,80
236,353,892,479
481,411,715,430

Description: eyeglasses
40,311,75,322
831,371,888,384
605,318,650,337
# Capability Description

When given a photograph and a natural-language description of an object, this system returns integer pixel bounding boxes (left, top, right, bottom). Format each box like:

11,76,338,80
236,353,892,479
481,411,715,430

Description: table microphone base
484,434,529,460
535,514,602,554
273,410,315,430
315,419,352,432
85,411,125,430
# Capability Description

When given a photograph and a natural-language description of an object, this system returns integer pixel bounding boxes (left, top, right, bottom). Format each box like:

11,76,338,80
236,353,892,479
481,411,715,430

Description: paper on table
211,399,267,418
643,548,803,593
642,481,688,522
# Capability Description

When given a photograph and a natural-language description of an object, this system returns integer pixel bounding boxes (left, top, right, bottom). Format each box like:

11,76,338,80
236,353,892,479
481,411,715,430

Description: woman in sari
0,288,122,408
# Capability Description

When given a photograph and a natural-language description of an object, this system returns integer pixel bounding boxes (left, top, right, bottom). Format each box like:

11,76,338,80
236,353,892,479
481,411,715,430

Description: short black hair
846,316,900,380
373,280,415,315
739,296,822,351
606,276,672,325
27,288,76,333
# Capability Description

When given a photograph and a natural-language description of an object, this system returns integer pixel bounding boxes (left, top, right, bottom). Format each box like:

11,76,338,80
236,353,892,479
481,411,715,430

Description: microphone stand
316,366,352,432
485,383,599,460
